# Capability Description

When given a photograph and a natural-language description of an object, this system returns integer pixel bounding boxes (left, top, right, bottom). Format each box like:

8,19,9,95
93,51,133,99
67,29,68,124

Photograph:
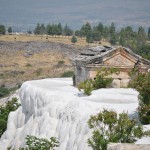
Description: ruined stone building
71,46,150,87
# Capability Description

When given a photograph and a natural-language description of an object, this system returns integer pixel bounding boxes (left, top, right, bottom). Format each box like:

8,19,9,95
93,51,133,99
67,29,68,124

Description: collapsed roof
71,46,150,67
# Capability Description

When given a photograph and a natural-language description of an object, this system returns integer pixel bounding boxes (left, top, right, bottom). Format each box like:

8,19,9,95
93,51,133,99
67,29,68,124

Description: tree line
0,22,150,59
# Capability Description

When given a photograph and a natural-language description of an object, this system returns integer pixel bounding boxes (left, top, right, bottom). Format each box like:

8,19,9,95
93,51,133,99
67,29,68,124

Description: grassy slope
0,34,110,88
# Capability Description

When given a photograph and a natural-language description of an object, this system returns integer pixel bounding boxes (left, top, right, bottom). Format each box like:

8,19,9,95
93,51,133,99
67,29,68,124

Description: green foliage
148,27,150,40
25,63,32,67
8,27,12,33
78,79,93,96
0,86,10,98
138,26,146,46
9,135,59,150
109,22,117,45
0,97,20,137
88,109,145,150
71,35,77,43
0,24,6,35
78,68,116,95
34,23,46,35
63,24,73,36
61,71,74,77
80,22,92,37
136,44,150,60
58,60,65,65
129,72,150,124
24,135,59,150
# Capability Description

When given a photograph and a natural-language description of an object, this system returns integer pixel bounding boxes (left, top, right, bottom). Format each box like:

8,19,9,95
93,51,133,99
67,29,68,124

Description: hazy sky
0,0,150,31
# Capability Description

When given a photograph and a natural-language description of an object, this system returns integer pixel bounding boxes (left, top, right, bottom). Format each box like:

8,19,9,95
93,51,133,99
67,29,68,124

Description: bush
0,97,20,137
0,86,10,98
129,72,150,124
71,35,77,44
88,109,146,150
78,68,117,95
78,79,93,96
16,135,59,150
61,71,74,77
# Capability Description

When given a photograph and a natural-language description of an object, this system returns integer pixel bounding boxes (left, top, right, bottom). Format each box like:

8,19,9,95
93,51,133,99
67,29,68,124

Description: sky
0,0,150,31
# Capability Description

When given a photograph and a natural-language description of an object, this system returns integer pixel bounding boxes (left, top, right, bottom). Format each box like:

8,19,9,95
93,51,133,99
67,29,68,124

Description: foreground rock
0,78,150,150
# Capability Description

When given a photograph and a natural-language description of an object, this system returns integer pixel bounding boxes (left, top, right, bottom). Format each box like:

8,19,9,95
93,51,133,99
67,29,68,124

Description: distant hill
0,0,150,31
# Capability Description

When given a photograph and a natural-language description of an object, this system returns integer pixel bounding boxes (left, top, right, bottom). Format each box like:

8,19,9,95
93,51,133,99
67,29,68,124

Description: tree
27,30,32,34
34,23,45,35
80,22,92,37
148,27,150,40
86,33,93,44
63,24,73,36
96,22,104,35
8,27,12,33
0,25,6,35
71,35,77,44
109,23,117,45
57,23,62,35
88,109,145,150
75,30,81,36
138,26,146,45
136,44,150,60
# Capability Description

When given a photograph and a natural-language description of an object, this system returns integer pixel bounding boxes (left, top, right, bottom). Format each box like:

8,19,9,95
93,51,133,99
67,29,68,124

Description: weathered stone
71,46,150,87
107,143,150,150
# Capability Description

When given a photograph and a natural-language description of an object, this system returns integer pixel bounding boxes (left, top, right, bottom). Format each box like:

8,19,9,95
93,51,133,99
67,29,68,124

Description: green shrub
0,97,20,137
71,35,77,44
25,63,32,67
78,68,116,95
88,109,147,150
78,79,93,95
61,71,74,77
129,72,150,124
17,135,59,150
0,86,10,98
58,60,65,65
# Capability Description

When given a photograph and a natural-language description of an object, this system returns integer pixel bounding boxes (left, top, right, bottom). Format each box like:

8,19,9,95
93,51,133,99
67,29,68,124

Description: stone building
71,46,150,87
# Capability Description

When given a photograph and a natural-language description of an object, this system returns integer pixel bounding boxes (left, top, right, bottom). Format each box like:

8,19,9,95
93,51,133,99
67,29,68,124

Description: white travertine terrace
0,78,150,150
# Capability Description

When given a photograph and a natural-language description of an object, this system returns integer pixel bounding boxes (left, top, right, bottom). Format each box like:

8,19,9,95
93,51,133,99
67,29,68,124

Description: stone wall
107,143,150,150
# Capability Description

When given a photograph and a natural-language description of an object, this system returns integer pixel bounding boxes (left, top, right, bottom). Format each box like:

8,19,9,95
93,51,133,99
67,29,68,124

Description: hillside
0,37,82,89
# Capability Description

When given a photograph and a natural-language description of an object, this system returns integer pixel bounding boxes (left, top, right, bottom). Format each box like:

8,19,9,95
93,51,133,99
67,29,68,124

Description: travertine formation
71,46,150,87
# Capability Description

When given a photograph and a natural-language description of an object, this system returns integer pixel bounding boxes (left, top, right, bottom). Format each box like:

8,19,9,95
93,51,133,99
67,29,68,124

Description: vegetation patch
88,109,150,150
0,97,20,137
78,68,118,95
9,135,59,150
0,86,10,98
129,72,150,124
61,71,74,77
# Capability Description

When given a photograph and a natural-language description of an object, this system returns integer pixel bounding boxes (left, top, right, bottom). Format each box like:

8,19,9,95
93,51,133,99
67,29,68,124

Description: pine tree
71,35,77,44
8,27,12,33
138,26,146,45
80,22,92,37
109,23,117,45
148,27,150,40
0,25,6,35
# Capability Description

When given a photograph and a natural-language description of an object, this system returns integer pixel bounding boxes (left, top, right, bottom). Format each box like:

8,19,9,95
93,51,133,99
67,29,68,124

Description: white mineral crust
0,78,150,150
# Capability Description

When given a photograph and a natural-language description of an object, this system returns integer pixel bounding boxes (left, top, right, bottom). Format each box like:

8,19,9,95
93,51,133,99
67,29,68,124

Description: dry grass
0,50,72,87
0,34,110,88
0,34,110,46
